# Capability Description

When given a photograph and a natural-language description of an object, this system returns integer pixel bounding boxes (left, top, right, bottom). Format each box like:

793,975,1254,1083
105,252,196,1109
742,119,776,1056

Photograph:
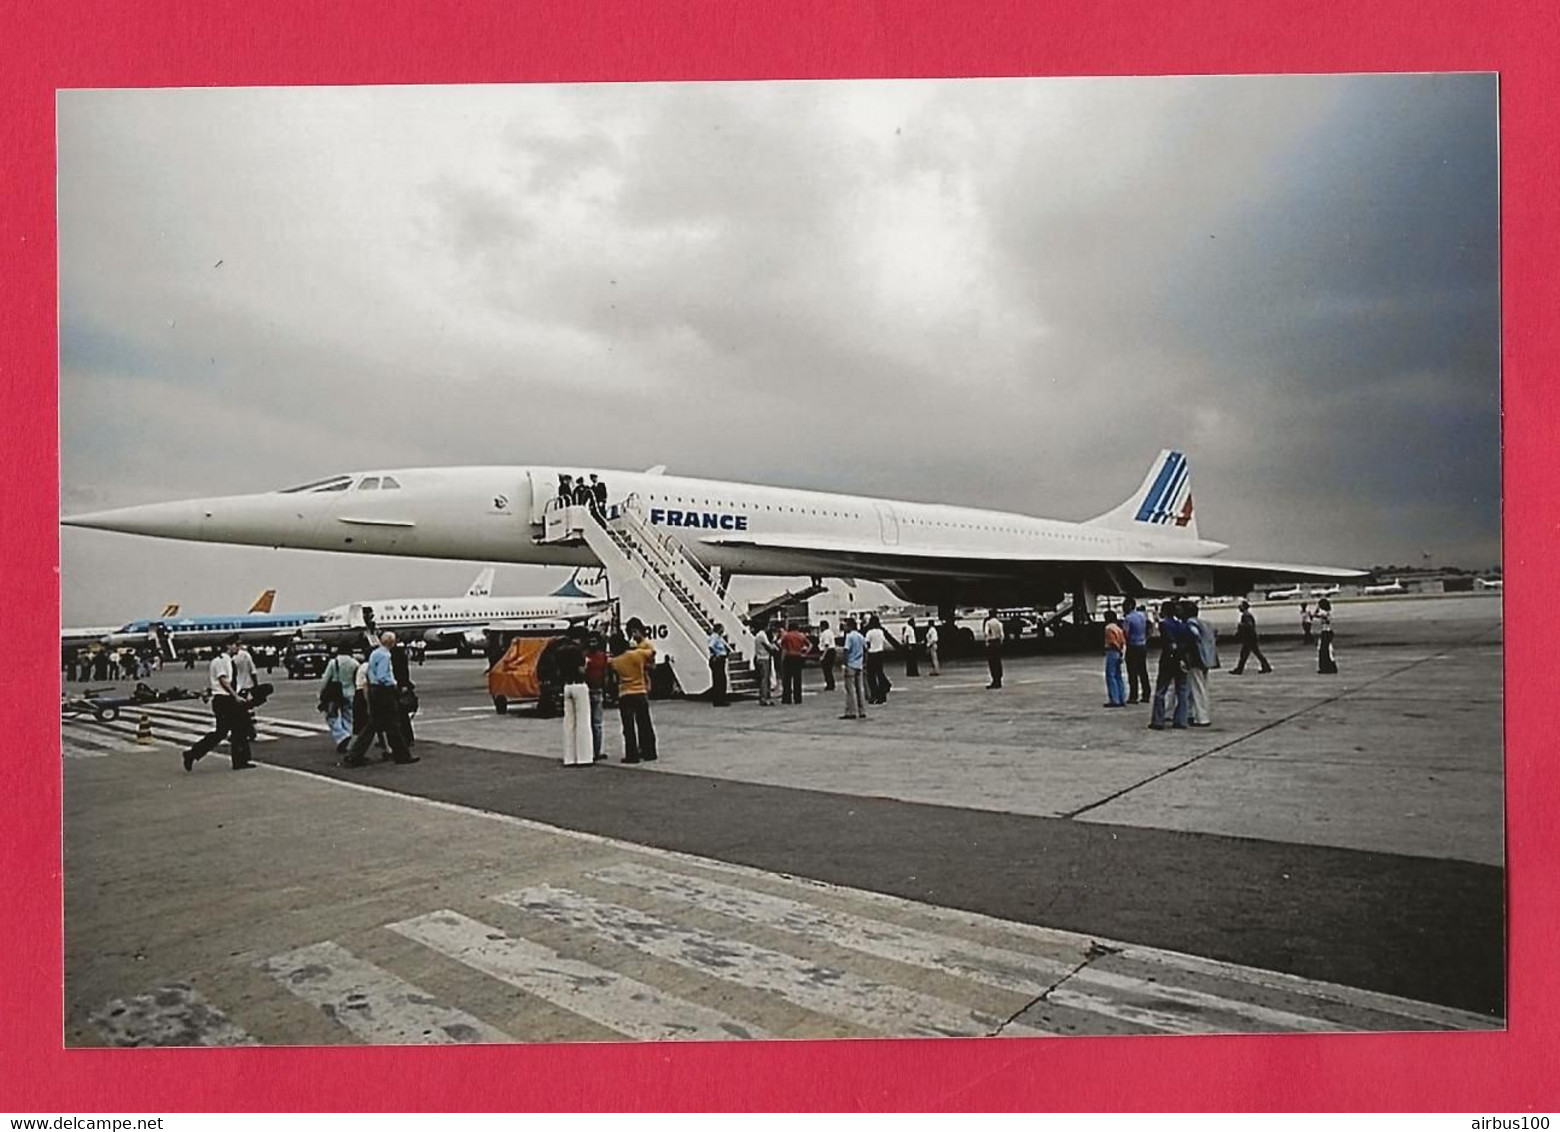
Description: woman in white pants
555,632,593,766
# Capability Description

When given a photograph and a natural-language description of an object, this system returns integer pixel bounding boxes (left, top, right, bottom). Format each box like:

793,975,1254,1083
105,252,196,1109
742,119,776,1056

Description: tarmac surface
62,593,1504,1045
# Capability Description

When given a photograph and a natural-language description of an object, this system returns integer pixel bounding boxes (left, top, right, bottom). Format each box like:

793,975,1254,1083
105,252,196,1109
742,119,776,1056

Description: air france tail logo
1134,451,1194,526
650,507,749,531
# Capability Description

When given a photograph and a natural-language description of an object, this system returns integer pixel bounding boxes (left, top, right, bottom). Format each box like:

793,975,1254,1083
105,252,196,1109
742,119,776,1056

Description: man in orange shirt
1102,610,1127,708
779,621,809,704
608,629,658,763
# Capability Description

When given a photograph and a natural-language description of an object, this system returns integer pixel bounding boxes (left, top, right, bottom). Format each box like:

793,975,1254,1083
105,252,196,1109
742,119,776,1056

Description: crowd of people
180,636,271,771
64,647,161,683
705,594,1341,735
314,631,422,767
556,473,609,514
65,642,300,684
1097,595,1339,730
148,592,1344,775
547,619,660,766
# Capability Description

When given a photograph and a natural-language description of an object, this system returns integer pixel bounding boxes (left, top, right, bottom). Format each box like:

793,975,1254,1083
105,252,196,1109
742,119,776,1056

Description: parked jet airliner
62,450,1364,612
100,569,600,656
302,568,608,651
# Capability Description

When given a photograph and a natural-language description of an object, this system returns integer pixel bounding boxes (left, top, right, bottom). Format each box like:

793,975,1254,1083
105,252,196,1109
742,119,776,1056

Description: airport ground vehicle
284,640,332,680
485,632,567,716
61,682,202,722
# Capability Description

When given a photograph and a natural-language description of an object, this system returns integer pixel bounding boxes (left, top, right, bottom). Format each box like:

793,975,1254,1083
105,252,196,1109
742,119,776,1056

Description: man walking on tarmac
1231,600,1274,675
343,632,419,767
182,636,254,772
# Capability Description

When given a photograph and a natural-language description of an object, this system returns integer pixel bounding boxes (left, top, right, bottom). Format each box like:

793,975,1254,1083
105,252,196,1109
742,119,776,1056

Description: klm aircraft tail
1087,449,1200,540
466,567,496,598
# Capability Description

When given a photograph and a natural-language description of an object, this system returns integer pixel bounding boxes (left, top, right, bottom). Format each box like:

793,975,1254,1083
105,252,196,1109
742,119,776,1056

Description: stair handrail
575,511,715,650
611,496,755,656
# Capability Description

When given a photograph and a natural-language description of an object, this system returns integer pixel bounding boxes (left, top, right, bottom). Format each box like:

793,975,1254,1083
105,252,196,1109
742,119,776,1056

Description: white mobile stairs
538,497,761,698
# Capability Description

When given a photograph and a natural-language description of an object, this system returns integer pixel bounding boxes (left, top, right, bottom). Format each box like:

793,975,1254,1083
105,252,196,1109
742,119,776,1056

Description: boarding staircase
538,497,761,698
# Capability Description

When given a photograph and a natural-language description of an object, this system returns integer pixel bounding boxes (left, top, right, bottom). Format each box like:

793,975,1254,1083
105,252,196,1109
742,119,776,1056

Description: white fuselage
307,591,605,646
104,464,1224,577
65,455,1367,609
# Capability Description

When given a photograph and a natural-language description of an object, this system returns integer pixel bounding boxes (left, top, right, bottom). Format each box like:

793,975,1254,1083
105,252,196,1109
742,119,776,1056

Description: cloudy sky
59,74,1499,624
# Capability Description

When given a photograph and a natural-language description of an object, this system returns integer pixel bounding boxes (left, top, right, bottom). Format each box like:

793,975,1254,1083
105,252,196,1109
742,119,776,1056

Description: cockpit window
280,475,354,494
358,477,381,491
380,476,402,490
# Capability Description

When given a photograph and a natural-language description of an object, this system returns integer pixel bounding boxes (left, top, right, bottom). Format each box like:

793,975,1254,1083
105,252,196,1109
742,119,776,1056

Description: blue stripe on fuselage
1134,451,1184,523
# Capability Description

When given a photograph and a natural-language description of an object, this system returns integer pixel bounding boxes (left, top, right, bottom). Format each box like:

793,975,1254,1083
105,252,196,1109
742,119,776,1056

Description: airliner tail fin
1087,449,1200,540
552,567,606,599
466,567,496,598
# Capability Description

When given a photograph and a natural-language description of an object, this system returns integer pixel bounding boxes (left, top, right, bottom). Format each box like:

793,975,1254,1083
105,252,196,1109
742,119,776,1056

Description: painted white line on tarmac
1063,966,1347,1033
78,717,209,744
151,703,329,736
260,940,511,1045
1043,986,1247,1035
589,862,1079,992
91,982,258,1047
62,731,146,756
389,909,767,1042
1110,946,1501,1031
494,884,1017,1039
255,762,1500,1028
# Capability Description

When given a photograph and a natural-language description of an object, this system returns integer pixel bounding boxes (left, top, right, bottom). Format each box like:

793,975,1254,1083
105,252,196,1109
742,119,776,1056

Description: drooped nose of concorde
61,491,321,550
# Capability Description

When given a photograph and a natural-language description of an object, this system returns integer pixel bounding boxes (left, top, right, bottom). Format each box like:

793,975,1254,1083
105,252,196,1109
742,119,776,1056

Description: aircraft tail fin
159,603,180,618
1087,449,1200,539
552,567,606,599
466,567,496,598
248,589,276,613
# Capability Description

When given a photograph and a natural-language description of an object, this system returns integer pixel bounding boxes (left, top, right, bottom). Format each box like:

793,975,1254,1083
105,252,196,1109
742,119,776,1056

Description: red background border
2,0,1551,1111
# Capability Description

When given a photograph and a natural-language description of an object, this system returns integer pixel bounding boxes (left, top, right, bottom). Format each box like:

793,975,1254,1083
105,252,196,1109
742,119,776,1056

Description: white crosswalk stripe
260,941,511,1044
91,982,257,1047
493,884,1034,1038
585,862,1400,1034
149,702,327,737
590,861,1080,993
63,701,329,754
1108,945,1502,1031
388,910,768,1041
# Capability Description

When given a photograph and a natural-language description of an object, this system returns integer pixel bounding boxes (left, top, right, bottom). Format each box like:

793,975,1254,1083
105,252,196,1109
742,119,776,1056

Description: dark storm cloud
58,77,1500,622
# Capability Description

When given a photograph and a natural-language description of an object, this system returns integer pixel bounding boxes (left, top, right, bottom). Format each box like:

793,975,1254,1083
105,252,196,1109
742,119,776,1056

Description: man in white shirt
900,618,920,677
182,637,253,771
319,645,359,753
864,616,892,704
925,622,941,676
814,621,837,691
231,643,258,694
983,610,1005,689
751,620,777,706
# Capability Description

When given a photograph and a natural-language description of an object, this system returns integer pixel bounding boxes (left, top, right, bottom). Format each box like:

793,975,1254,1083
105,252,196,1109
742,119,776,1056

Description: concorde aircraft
61,450,1364,617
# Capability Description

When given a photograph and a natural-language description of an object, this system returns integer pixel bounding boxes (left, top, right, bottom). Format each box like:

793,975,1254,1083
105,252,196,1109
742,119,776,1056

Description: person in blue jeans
840,618,868,720
1102,611,1127,707
1122,597,1151,704
1149,601,1192,730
